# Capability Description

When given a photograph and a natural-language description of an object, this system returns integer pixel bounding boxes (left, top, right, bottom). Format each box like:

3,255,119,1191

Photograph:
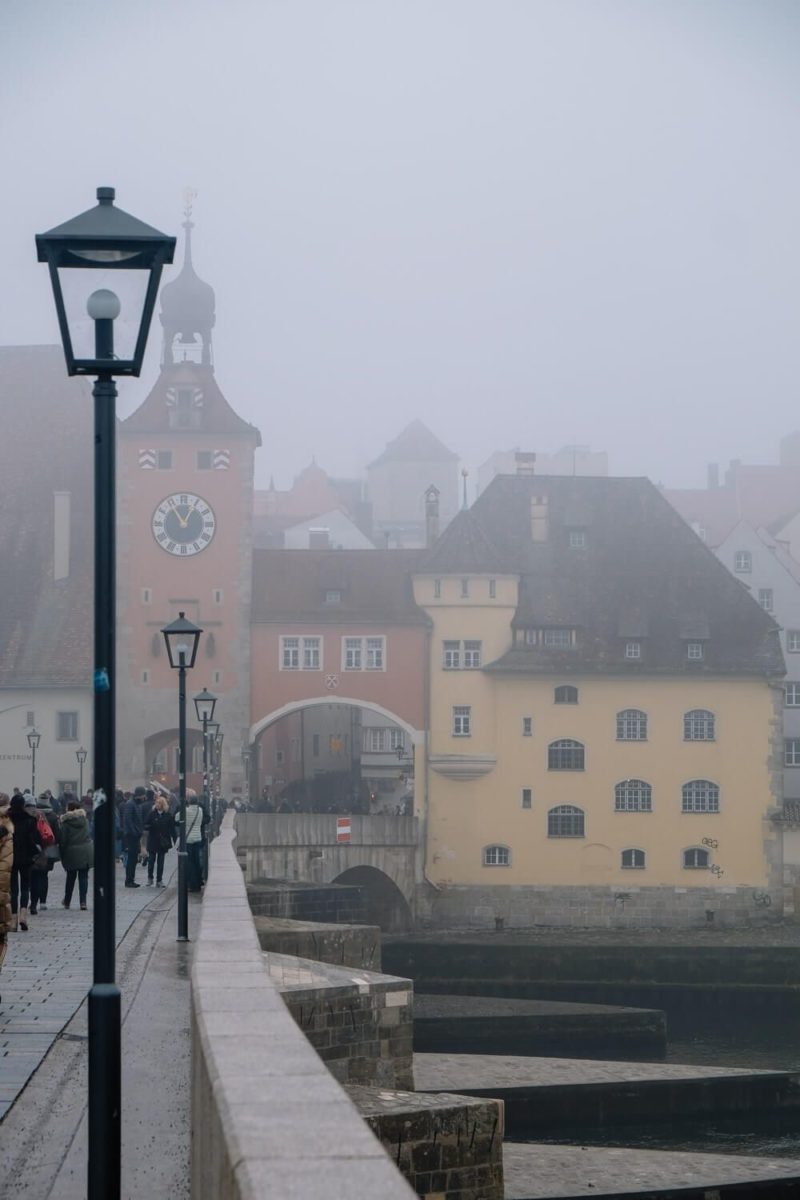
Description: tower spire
159,189,215,368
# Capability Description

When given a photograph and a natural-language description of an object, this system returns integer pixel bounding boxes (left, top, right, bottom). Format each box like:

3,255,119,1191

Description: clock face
152,493,216,556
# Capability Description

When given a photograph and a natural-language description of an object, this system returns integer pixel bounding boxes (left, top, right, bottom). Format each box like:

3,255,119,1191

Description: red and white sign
336,817,351,843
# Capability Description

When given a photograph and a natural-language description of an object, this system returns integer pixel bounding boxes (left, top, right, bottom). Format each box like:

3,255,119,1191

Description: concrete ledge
190,820,415,1200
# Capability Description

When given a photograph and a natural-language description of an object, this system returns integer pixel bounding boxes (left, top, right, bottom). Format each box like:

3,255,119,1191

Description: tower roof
368,420,458,468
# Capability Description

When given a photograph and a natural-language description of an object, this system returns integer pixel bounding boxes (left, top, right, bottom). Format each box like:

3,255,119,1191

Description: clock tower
117,201,261,793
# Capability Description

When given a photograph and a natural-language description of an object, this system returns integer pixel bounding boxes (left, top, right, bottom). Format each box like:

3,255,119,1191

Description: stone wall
265,951,414,1088
349,1085,504,1200
253,915,382,970
190,823,415,1200
421,882,783,930
247,880,367,924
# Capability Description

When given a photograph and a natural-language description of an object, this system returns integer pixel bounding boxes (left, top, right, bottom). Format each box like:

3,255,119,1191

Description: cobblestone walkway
0,863,175,1119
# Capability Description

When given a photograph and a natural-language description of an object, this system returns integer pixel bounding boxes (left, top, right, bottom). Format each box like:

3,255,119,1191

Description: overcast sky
3,0,799,491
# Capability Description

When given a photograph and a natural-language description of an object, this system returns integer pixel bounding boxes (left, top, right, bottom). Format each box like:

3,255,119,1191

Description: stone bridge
234,812,419,928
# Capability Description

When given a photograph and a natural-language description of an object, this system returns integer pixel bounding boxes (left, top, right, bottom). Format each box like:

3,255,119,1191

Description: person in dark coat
59,800,94,909
29,794,59,915
9,793,39,931
144,794,175,887
123,787,146,887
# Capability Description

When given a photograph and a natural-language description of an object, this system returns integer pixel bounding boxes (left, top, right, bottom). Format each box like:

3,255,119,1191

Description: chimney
707,463,719,490
515,452,536,476
308,527,330,549
531,494,548,543
53,491,71,580
425,484,440,547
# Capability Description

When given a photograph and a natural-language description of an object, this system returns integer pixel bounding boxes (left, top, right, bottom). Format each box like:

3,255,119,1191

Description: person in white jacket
183,789,208,893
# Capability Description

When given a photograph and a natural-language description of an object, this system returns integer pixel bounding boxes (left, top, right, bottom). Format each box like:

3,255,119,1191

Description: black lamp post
206,720,220,812
37,189,174,1200
76,746,88,797
162,613,202,941
26,727,41,795
215,730,224,800
193,688,217,816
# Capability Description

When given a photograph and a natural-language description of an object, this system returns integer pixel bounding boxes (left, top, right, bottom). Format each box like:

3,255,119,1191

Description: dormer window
324,590,342,605
734,550,752,573
523,627,576,649
687,641,704,660
568,529,586,549
625,641,641,660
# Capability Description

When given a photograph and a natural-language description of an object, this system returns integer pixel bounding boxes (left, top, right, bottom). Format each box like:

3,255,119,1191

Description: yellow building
412,471,785,928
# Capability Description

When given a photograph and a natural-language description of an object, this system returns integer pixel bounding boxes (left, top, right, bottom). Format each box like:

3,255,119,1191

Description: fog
2,0,799,489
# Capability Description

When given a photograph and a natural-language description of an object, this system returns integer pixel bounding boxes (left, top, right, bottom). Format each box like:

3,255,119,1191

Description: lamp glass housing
161,612,202,669
35,187,175,377
27,727,41,750
194,688,218,724
76,746,88,764
205,721,220,740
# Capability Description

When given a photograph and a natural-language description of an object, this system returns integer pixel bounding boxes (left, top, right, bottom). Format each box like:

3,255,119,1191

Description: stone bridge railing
235,812,417,847
190,818,415,1199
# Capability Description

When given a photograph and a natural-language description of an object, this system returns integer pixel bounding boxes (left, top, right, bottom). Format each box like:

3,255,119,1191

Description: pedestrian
123,787,146,887
59,799,94,910
0,794,13,989
8,793,39,931
28,794,57,915
184,789,208,893
144,794,175,887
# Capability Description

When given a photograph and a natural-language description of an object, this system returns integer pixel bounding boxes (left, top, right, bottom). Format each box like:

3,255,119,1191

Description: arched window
682,780,720,813
554,685,579,705
614,779,652,812
683,846,710,869
205,631,216,658
616,709,647,741
547,805,585,837
684,709,715,741
482,844,511,867
548,739,585,770
621,848,646,869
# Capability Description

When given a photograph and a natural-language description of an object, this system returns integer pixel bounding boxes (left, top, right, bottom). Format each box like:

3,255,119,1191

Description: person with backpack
59,799,94,909
0,795,13,989
8,793,40,931
28,794,57,915
184,789,208,893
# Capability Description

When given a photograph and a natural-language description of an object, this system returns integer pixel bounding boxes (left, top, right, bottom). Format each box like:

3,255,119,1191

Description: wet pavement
0,859,197,1199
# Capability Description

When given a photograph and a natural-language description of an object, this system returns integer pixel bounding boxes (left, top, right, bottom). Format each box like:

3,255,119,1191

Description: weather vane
182,187,198,224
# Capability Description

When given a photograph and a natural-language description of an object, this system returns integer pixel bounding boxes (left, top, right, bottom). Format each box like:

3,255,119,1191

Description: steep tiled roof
438,473,785,678
368,420,458,468
251,549,428,625
419,509,507,574
0,346,93,686
120,362,261,442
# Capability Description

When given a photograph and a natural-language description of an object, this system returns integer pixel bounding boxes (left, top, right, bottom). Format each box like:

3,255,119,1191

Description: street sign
336,817,351,843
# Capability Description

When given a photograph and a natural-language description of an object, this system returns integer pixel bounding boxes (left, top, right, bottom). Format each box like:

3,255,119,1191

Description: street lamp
37,188,174,1200
193,687,217,819
241,745,251,804
162,613,202,942
215,731,224,798
26,727,41,795
76,746,88,797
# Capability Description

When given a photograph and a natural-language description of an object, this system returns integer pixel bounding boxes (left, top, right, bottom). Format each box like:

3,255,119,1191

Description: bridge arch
332,865,413,932
248,697,422,745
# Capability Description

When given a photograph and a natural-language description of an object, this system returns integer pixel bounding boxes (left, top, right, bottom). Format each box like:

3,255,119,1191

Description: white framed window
434,579,441,599
489,579,496,599
482,844,510,867
460,578,470,598
683,709,715,741
521,788,532,809
325,590,341,605
786,739,800,767
621,848,646,869
568,529,586,548
614,779,652,812
281,636,322,670
463,640,482,668
683,846,710,869
443,640,461,669
734,550,752,573
366,637,384,670
554,685,578,704
453,706,471,737
543,628,574,648
388,728,404,752
367,728,384,753
522,716,533,737
758,588,774,612
625,642,641,660
342,636,385,671
57,711,79,741
786,684,800,708
548,805,585,837
616,709,647,741
682,779,720,813
344,637,362,670
548,739,585,770
141,587,152,604
687,642,704,661
789,631,800,653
